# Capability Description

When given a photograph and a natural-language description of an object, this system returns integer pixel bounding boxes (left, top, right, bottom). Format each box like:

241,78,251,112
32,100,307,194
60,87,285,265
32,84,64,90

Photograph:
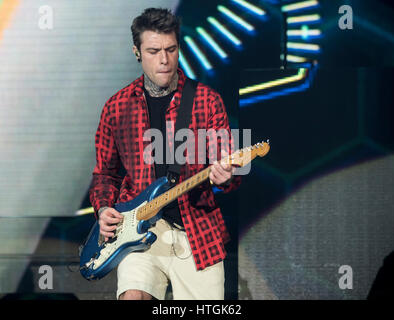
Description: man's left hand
209,150,235,187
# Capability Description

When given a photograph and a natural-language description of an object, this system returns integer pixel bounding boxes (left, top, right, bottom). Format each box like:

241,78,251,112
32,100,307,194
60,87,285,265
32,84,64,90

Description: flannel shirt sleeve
206,92,241,193
89,102,122,218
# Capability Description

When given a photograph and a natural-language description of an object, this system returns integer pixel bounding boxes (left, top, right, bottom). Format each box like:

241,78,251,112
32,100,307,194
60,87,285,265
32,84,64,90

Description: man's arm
89,102,122,219
206,92,241,193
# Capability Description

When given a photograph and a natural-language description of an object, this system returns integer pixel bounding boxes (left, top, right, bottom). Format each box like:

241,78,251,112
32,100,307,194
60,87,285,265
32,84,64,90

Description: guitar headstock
225,140,270,167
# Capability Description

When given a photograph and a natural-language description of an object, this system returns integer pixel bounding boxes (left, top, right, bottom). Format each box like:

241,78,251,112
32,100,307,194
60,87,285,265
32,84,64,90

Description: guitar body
79,177,170,280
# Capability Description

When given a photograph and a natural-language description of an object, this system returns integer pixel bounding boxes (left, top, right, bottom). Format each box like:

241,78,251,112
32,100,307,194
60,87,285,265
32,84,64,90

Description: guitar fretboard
136,166,211,221
135,142,268,221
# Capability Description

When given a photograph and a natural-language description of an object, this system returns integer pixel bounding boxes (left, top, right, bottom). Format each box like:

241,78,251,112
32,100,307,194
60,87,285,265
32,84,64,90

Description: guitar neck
136,142,267,221
136,166,211,220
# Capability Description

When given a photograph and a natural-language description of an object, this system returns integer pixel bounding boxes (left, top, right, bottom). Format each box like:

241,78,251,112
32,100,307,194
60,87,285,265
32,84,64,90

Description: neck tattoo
144,72,178,97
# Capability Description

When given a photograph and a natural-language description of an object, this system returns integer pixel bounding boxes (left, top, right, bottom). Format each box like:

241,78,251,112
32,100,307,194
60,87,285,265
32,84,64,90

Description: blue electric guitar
79,141,270,280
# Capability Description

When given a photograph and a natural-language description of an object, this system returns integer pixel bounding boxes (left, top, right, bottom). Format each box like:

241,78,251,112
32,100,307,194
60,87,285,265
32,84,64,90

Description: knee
119,290,152,300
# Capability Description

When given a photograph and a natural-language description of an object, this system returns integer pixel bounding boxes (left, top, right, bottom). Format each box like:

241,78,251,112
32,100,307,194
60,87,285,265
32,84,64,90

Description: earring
136,51,141,62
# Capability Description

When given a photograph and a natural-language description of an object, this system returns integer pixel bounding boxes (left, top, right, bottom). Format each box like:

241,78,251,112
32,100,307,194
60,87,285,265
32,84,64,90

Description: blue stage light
218,5,255,32
178,49,197,80
207,16,242,47
196,27,228,59
184,36,213,71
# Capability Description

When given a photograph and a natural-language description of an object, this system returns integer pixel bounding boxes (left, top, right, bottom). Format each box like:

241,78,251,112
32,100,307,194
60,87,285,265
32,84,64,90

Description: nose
160,50,168,65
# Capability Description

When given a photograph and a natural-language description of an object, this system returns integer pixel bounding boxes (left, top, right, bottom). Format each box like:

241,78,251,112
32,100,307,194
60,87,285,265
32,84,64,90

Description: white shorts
116,219,225,300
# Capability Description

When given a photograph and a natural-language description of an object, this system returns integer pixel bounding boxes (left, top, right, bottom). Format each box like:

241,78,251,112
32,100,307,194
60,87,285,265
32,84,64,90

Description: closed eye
166,46,177,53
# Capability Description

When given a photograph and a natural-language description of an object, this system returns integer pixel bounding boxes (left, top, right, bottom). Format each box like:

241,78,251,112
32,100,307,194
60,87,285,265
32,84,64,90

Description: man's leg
168,228,225,300
119,289,152,300
116,222,172,300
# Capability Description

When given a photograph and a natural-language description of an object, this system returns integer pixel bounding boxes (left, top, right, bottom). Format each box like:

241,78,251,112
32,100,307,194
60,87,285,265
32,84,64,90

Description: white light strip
287,42,320,51
231,0,266,16
178,49,196,80
184,36,213,70
207,16,242,46
196,27,228,59
286,54,308,63
218,5,255,31
282,0,319,12
287,14,321,24
287,29,321,36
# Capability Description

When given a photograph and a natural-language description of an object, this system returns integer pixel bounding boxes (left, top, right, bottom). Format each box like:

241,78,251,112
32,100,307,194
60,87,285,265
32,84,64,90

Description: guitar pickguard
87,201,148,270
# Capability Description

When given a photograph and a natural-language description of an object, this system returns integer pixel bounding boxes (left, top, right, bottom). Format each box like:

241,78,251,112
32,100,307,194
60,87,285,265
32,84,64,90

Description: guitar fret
141,167,212,219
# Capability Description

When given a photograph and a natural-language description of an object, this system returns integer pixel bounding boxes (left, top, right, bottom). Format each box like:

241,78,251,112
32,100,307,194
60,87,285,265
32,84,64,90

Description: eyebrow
145,45,178,51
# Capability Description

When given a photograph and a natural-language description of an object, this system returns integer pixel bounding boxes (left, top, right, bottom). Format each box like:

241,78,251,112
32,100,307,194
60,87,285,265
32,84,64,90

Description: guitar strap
166,78,198,185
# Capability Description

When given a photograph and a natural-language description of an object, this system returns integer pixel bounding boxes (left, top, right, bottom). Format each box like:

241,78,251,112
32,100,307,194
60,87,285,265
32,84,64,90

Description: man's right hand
98,208,123,242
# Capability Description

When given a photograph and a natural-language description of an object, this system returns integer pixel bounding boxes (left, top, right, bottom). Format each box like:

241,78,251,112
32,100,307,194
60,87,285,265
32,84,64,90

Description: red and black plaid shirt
89,68,241,270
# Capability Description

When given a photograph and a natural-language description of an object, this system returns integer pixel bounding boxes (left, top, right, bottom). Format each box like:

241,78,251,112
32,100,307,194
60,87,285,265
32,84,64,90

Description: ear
132,45,141,62
132,45,138,56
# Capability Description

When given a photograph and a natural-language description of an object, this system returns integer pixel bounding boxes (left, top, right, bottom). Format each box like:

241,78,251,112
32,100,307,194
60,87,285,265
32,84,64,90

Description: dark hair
131,8,181,51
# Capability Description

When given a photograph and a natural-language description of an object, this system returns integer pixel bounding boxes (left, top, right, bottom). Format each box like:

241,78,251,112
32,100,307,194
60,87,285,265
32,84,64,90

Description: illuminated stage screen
0,0,393,300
